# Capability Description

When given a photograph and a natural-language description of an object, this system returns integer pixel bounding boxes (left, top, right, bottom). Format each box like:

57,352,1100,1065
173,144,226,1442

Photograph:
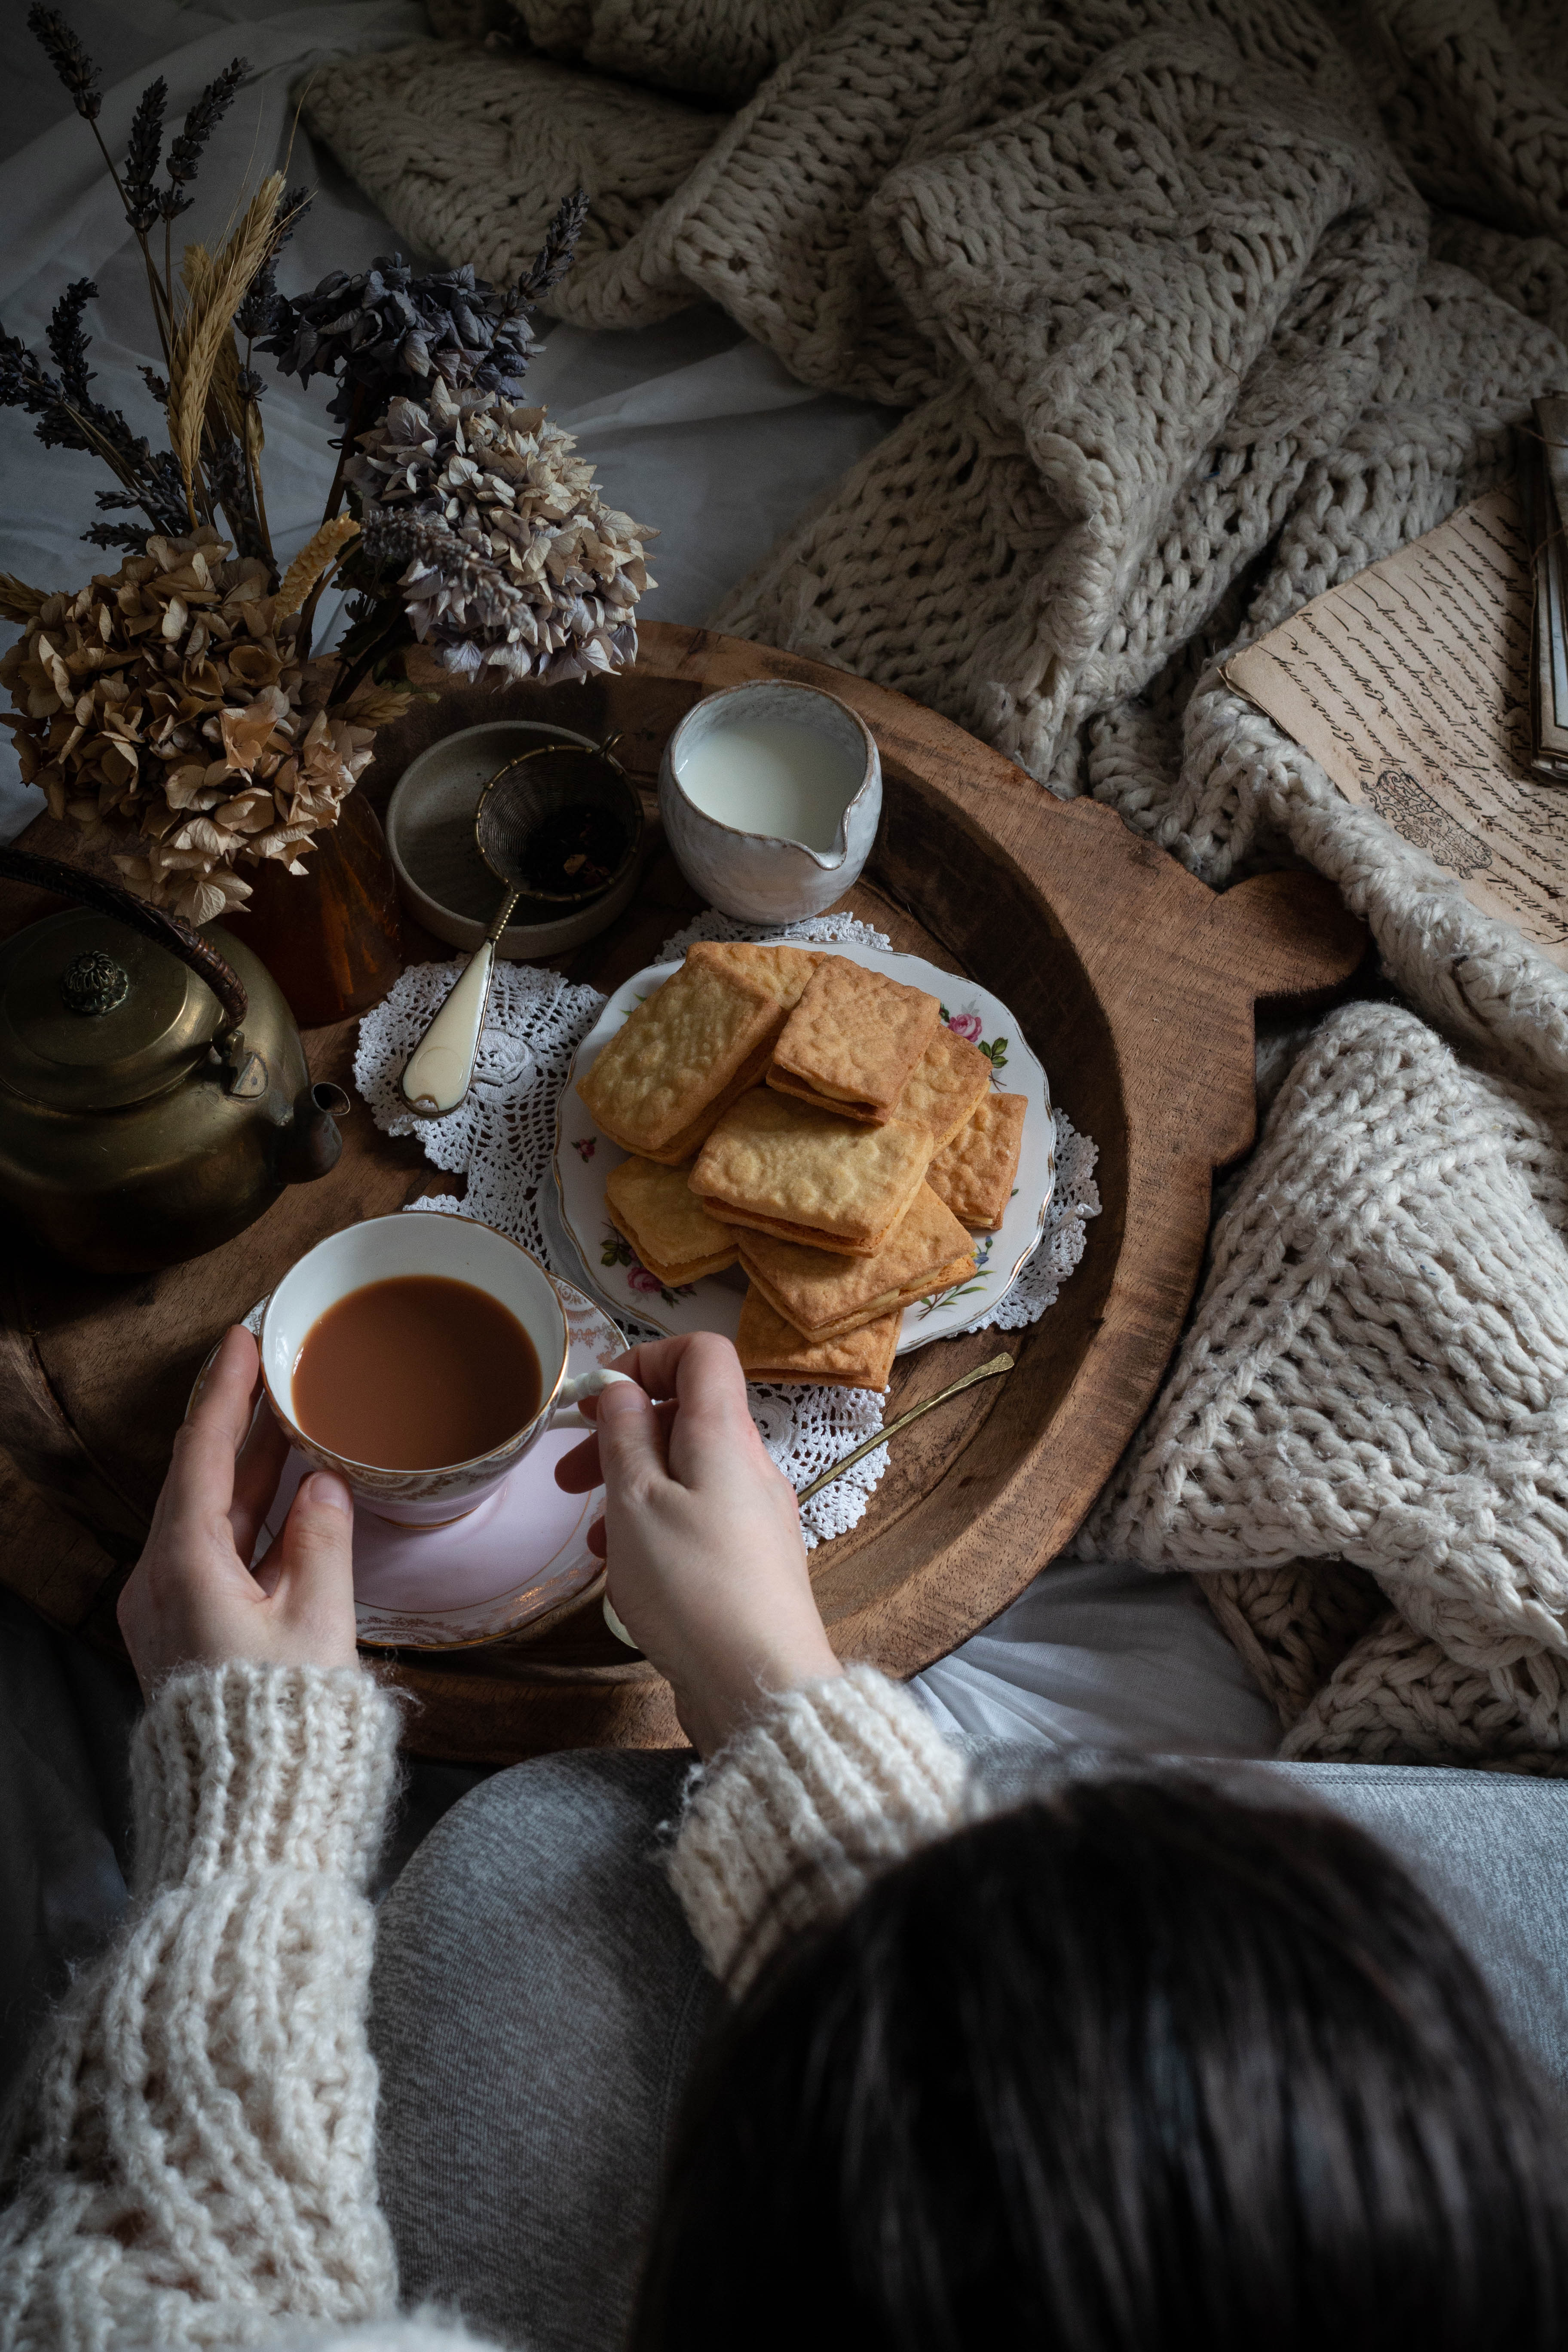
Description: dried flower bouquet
0,9,654,925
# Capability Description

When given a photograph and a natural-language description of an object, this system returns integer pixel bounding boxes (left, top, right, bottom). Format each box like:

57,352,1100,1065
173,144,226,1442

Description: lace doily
354,908,1098,1545
964,1110,1099,1332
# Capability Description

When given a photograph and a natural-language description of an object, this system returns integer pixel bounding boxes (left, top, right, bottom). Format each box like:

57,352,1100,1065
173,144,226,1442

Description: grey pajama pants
370,1751,714,2352
368,1740,1568,2352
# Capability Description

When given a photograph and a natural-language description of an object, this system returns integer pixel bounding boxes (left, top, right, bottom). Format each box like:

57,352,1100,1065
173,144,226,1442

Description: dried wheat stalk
0,574,52,623
180,242,247,444
167,171,282,514
275,515,359,618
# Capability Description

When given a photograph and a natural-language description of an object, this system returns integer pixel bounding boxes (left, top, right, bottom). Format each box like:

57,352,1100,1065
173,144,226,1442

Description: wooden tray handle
1200,868,1369,1005
0,846,249,1035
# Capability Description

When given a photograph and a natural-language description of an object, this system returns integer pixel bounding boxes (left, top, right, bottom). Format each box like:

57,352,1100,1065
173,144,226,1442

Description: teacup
659,679,881,922
260,1212,614,1527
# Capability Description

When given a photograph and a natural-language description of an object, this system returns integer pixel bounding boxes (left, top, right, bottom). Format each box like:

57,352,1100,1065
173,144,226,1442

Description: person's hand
554,1332,840,1755
117,1324,360,1697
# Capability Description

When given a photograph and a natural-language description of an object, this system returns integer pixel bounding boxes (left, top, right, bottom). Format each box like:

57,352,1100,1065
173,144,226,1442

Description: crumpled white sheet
915,1561,1280,1758
0,0,1279,1763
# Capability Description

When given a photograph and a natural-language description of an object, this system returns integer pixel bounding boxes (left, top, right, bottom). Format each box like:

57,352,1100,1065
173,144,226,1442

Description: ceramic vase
240,787,404,1026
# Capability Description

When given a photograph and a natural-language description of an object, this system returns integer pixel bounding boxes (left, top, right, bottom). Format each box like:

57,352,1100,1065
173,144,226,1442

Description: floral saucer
241,1269,624,1649
553,940,1054,1348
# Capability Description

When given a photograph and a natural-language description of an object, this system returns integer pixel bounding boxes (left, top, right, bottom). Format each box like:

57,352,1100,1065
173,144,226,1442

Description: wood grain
0,624,1367,1761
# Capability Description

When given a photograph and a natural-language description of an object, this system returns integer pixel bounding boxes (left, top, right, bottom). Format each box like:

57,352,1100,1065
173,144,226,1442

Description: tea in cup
261,1213,604,1525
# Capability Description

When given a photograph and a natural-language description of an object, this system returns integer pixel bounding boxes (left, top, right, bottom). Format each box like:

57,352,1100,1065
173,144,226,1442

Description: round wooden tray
0,624,1365,1760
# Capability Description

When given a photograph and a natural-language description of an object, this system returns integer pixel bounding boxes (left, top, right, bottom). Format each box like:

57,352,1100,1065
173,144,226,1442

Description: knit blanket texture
305,0,1568,1767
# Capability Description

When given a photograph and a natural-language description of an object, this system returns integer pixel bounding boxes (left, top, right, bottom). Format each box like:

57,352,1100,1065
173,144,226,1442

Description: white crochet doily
354,908,1099,1546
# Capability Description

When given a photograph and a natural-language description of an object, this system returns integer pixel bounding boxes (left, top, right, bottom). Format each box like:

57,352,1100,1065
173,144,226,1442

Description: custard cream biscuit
735,1289,901,1390
604,1157,740,1285
892,1026,992,1149
686,939,824,1010
767,956,941,1122
601,1041,773,1167
576,952,782,1157
691,1088,933,1256
737,1185,974,1341
926,1092,1028,1231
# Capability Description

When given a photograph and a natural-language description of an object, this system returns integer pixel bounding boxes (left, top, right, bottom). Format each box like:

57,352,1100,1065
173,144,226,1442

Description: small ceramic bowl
387,721,643,959
261,1212,581,1527
659,679,881,923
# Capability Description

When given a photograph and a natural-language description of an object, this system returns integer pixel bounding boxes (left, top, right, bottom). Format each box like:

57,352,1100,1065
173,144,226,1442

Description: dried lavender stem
64,402,153,506
86,116,172,366
134,233,173,365
242,336,274,574
85,115,130,210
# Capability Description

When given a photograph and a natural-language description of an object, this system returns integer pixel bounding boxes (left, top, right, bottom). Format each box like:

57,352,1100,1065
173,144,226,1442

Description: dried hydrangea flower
265,255,540,426
0,526,375,925
346,379,654,687
263,190,584,427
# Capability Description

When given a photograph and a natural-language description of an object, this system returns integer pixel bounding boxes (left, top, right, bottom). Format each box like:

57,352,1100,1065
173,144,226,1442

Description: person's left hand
117,1323,361,1696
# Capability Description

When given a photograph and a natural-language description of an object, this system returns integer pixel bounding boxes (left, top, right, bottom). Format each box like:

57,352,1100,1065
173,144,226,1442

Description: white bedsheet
915,1560,1279,1756
0,0,1280,1762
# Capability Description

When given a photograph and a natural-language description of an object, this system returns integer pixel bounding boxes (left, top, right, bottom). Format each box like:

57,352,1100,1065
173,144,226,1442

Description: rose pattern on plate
940,1002,1009,1077
572,1135,597,1161
601,1225,696,1308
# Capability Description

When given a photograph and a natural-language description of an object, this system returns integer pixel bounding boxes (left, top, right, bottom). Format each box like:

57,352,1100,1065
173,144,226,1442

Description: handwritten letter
1225,487,1568,969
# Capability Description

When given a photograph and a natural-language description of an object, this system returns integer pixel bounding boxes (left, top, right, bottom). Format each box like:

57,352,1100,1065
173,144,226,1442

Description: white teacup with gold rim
260,1212,629,1527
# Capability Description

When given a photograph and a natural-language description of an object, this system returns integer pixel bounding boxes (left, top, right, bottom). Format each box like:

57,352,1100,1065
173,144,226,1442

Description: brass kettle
0,848,349,1274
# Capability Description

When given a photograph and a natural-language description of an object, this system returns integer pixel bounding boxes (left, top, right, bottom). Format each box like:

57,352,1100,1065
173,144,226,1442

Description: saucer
241,1268,625,1650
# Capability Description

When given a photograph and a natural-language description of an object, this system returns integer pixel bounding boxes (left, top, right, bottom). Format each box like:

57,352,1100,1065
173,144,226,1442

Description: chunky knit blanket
304,0,1568,1767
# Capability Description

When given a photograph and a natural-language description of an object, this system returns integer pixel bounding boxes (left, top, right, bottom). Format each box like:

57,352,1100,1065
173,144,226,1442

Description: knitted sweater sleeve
667,1664,971,1991
0,1663,405,2352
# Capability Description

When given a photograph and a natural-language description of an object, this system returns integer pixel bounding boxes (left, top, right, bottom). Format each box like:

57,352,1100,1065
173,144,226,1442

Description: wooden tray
0,624,1366,1760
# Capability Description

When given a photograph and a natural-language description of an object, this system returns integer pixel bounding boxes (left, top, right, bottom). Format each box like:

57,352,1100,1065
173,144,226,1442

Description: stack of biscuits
581,943,1027,1390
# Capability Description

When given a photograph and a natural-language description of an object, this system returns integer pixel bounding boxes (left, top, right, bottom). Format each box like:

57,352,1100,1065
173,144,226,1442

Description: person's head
635,1775,1568,2351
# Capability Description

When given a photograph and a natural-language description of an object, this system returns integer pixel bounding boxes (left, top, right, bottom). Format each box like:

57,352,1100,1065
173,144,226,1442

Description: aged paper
1225,485,1568,969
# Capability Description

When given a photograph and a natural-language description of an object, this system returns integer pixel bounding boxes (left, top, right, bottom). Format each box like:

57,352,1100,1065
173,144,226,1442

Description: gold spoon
601,1349,1016,1649
795,1349,1015,1503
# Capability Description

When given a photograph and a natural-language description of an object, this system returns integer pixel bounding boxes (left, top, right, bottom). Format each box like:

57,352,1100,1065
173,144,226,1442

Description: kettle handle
0,846,249,1035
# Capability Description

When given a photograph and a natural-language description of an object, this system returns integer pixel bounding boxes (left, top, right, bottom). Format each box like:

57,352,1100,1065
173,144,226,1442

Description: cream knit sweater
0,1660,967,2352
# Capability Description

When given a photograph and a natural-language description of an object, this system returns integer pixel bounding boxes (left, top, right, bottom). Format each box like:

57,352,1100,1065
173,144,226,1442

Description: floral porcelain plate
554,941,1054,1348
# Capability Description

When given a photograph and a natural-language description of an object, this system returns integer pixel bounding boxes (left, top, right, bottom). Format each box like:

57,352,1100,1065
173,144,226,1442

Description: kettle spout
278,1082,349,1185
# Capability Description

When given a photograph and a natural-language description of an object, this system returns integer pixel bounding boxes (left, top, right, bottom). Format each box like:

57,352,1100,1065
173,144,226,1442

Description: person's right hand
554,1332,840,1755
117,1323,360,1698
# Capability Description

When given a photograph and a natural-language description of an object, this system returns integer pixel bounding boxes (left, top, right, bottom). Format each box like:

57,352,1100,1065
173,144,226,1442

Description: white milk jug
658,680,882,923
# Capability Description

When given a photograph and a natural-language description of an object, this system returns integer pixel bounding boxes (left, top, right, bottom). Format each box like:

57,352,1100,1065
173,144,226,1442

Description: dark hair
634,1777,1568,2351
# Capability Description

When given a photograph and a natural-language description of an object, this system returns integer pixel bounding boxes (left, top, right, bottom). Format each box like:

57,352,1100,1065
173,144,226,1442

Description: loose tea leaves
522,802,629,896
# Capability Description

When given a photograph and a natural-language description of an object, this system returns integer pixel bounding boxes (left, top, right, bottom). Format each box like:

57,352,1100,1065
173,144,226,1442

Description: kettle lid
0,906,226,1111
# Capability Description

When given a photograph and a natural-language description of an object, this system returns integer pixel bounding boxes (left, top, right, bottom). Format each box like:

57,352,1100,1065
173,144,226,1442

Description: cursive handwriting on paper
1225,487,1568,967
